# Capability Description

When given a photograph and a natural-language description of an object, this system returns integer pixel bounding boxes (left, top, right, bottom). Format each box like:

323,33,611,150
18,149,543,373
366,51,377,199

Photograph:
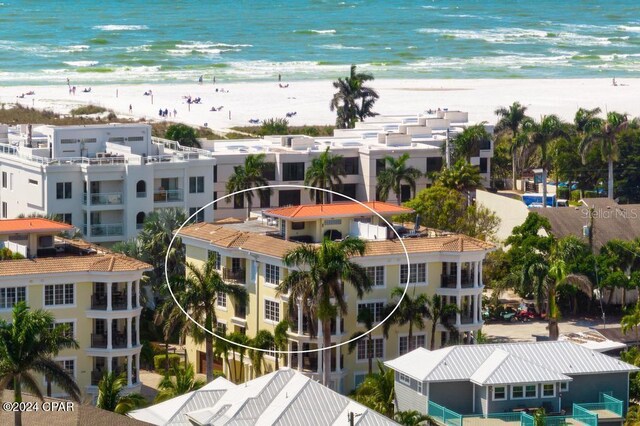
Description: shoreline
1,78,637,132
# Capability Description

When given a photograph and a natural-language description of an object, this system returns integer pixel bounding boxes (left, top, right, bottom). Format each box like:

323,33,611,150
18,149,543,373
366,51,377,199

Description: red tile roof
264,202,414,220
0,218,73,234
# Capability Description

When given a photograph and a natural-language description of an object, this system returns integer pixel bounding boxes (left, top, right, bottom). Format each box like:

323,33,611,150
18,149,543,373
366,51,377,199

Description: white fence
0,240,28,257
349,221,387,240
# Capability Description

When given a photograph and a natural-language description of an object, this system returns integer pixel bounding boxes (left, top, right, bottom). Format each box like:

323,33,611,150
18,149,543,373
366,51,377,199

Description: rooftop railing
82,192,123,205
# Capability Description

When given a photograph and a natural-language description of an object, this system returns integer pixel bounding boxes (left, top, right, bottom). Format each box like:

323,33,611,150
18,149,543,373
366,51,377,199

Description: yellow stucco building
0,218,150,400
180,202,494,394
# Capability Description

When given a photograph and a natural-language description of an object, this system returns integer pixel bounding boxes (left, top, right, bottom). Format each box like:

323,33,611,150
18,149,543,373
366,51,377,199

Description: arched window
136,212,145,229
136,180,146,198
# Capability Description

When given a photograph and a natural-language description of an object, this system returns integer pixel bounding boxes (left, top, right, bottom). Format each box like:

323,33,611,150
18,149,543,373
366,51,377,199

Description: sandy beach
1,78,638,132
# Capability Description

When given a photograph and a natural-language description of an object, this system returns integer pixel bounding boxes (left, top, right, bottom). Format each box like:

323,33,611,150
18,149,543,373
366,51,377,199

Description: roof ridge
423,346,456,381
268,373,312,424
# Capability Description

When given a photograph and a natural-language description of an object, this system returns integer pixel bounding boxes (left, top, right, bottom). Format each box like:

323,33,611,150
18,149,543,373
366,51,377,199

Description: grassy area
0,104,121,125
232,124,335,137
69,105,108,115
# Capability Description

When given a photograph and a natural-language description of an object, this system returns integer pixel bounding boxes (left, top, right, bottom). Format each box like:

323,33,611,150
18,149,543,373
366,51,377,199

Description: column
127,317,132,348
107,319,112,349
456,297,462,326
474,261,479,287
336,314,341,335
107,355,113,372
297,302,303,334
456,262,462,290
297,343,303,371
287,342,292,369
136,280,141,308
336,345,341,372
136,316,140,346
107,282,112,311
135,354,140,384
127,355,132,386
127,281,132,310
475,294,481,323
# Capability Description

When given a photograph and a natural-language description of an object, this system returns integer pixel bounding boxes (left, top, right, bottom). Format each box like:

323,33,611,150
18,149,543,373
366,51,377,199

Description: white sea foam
93,25,149,31
311,29,336,34
63,60,99,67
56,45,90,53
319,44,363,50
126,44,151,53
618,25,640,33
417,27,613,46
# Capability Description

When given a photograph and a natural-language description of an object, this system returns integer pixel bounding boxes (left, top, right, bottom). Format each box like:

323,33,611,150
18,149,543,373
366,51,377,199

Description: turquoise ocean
1,0,640,85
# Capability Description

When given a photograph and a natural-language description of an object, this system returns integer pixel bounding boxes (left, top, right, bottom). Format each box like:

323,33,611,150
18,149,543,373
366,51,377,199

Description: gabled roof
470,349,571,386
385,341,639,384
0,218,73,234
128,369,398,426
264,201,414,220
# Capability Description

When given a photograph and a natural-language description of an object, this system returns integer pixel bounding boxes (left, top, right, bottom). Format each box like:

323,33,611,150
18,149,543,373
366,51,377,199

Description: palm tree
382,288,429,354
436,160,482,207
449,123,491,163
249,330,275,377
225,153,272,220
494,102,529,191
351,360,395,418
0,302,81,426
304,147,346,204
579,111,629,200
522,115,570,208
426,295,459,350
348,307,376,375
574,107,602,135
622,301,640,347
172,255,248,382
377,153,422,205
277,238,372,386
330,65,379,129
394,410,435,426
214,330,233,381
154,363,205,403
96,371,146,414
273,319,291,369
228,332,251,383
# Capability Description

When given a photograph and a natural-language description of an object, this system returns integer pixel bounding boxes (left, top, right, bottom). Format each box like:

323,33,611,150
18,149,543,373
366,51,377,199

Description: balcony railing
84,223,124,237
460,315,475,324
223,268,245,284
153,189,183,202
91,334,108,348
91,294,107,310
82,192,123,206
112,291,128,310
440,273,474,288
113,332,127,348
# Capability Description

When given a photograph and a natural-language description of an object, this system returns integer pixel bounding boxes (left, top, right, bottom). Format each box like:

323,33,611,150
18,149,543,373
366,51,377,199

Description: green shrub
213,370,226,379
259,118,289,135
570,189,582,202
556,187,570,200
584,190,603,198
165,123,200,148
154,353,182,372
70,105,107,115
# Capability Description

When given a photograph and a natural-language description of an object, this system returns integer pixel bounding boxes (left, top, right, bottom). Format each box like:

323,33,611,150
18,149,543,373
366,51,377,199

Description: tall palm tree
382,288,429,354
522,115,570,208
214,330,233,381
225,153,272,220
622,301,640,347
449,123,491,163
351,360,395,418
0,302,80,426
172,255,248,382
348,307,376,375
436,160,482,207
249,330,275,377
277,238,372,386
426,295,459,350
273,319,291,369
495,102,529,192
154,363,205,403
574,107,602,135
377,153,422,205
579,111,629,200
96,371,146,414
304,147,346,203
394,410,435,426
228,332,251,383
330,65,379,129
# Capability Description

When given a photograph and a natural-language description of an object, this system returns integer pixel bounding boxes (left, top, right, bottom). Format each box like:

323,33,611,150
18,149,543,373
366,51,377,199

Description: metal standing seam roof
385,341,639,384
469,349,571,386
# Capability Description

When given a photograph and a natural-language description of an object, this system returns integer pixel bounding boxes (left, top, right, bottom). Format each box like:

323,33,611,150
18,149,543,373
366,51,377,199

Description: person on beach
198,75,203,84
613,77,617,86
278,73,281,82
129,104,132,114
173,108,177,117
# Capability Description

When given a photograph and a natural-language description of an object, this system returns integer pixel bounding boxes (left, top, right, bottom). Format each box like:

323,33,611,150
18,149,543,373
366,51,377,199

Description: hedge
154,353,182,372
570,189,582,202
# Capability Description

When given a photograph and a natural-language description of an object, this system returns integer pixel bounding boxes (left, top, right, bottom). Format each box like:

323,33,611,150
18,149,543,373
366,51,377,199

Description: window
189,207,204,223
262,162,276,180
342,157,359,175
375,158,386,175
216,321,226,335
479,158,488,174
108,137,124,143
282,162,305,181
398,373,411,386
512,384,537,399
136,212,145,229
416,381,423,394
39,236,53,247
60,213,72,225
542,383,555,397
265,264,280,285
357,337,383,360
213,165,218,183
426,157,443,173
1,202,6,219
127,136,143,142
400,184,412,202
358,302,384,323
208,250,221,270
29,179,38,185
56,182,72,199
189,176,205,193
399,335,426,355
260,189,270,208
560,382,569,392
400,263,426,284
44,284,74,306
57,359,75,377
0,286,26,309
324,219,342,225
264,299,280,322
354,373,366,390
493,386,506,401
136,180,146,197
53,321,75,339
333,183,357,202
213,192,218,210
60,138,75,144
291,221,305,230
366,266,384,287
1,172,6,188
217,292,227,308
278,190,300,207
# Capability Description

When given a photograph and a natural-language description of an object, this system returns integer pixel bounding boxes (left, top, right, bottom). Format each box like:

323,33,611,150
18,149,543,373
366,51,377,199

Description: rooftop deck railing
574,392,623,418
428,400,462,426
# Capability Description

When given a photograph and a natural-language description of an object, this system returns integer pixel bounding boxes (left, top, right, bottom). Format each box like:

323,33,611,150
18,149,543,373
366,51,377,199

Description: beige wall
476,190,529,245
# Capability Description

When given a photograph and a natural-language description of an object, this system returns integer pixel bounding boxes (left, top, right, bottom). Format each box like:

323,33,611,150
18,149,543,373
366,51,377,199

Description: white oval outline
165,184,412,355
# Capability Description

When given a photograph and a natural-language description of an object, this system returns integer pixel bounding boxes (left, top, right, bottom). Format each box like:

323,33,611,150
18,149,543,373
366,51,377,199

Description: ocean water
1,0,640,85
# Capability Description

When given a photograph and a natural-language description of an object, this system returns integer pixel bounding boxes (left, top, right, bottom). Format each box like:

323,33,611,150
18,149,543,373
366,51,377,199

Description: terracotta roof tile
0,218,73,234
0,253,151,277
264,201,414,220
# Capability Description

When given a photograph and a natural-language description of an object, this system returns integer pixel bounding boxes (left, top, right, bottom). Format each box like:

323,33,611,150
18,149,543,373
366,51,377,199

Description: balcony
91,334,108,349
91,291,131,310
153,189,183,202
440,273,474,288
91,294,107,310
84,223,124,237
223,268,245,284
460,315,475,325
113,332,128,349
82,192,123,206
